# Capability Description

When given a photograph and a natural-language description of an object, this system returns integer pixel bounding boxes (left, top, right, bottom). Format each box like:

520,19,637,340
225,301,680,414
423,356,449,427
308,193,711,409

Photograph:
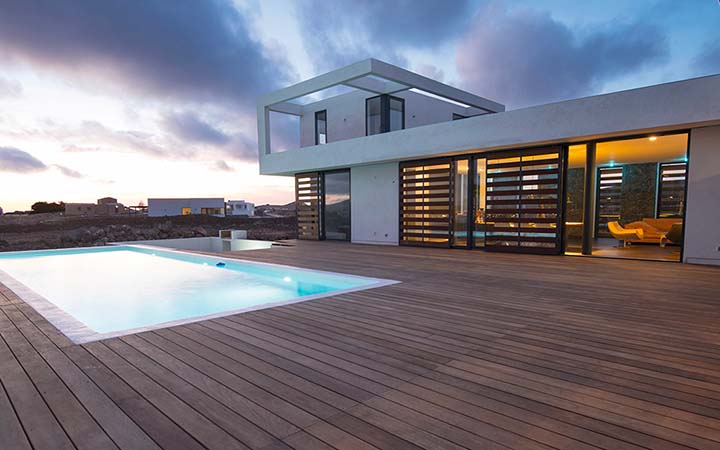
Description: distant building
65,197,128,216
0,206,3,215
97,197,118,205
148,198,225,217
226,200,255,217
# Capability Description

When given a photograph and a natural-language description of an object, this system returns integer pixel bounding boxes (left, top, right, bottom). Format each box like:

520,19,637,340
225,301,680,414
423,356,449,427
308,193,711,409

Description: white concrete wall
113,237,273,251
350,162,399,245
299,90,475,147
148,198,225,217
262,74,720,175
684,126,720,266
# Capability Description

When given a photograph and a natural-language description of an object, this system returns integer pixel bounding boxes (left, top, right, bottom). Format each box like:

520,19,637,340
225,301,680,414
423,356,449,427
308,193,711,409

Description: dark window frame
452,113,467,120
314,109,327,145
365,94,405,136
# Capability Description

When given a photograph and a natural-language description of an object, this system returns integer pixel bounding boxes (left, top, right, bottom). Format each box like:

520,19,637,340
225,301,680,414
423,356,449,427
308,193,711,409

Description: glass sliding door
484,149,563,254
564,145,587,254
399,159,452,247
474,158,487,247
589,133,688,261
452,159,469,247
322,170,351,240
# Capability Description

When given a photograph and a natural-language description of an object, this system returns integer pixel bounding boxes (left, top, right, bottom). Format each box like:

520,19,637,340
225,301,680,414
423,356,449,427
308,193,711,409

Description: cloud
52,120,169,157
0,77,22,97
456,3,669,108
0,1,291,109
0,146,46,172
52,164,85,179
213,160,234,172
694,42,720,74
296,0,472,71
0,146,84,178
162,112,231,146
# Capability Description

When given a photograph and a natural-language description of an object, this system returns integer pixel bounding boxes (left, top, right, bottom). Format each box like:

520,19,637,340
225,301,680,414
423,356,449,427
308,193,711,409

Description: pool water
0,246,395,342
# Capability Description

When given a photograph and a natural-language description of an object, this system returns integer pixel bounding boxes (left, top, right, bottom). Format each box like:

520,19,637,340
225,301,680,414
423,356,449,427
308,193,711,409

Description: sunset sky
1,0,719,212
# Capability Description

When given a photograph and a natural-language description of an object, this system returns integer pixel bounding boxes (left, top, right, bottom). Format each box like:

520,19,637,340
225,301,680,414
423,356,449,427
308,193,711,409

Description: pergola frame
257,58,505,155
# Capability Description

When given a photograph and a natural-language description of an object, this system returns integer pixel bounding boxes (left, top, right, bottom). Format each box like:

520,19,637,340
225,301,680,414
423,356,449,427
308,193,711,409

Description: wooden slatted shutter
485,148,563,254
596,167,623,237
295,172,321,240
657,162,687,218
400,159,452,247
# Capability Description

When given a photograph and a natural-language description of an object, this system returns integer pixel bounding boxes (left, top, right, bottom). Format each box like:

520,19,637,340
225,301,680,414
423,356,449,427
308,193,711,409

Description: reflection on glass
474,158,487,247
453,159,469,247
323,171,351,240
366,97,382,135
564,145,586,254
389,97,404,132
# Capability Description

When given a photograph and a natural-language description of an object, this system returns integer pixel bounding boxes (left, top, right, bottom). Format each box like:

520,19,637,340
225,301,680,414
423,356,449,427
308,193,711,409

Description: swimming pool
0,245,397,343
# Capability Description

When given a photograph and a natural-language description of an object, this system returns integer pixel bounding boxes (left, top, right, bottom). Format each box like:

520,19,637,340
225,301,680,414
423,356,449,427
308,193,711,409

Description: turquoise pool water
0,246,395,342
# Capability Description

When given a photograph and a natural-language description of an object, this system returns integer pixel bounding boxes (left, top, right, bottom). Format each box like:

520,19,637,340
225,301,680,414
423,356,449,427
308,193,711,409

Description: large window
452,159,469,247
366,95,404,135
389,96,404,132
323,170,351,240
562,134,688,261
315,110,327,145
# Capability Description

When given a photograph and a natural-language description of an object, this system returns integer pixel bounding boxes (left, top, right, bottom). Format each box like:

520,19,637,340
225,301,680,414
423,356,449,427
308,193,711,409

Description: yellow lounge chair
608,221,644,247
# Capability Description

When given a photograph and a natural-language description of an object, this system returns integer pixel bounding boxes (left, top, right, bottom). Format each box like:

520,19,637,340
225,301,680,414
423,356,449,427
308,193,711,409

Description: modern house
226,200,255,217
257,59,720,265
147,198,226,217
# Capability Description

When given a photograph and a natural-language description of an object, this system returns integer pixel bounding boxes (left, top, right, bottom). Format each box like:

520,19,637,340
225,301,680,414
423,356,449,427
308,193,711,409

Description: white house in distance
226,200,255,217
148,198,225,217
257,58,720,265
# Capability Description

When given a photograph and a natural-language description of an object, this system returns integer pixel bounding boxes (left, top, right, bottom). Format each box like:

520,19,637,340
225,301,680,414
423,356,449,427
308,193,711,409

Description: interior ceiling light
649,136,658,141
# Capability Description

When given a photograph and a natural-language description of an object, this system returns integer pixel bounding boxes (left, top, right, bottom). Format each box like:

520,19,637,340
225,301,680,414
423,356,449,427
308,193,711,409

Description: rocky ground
0,213,296,252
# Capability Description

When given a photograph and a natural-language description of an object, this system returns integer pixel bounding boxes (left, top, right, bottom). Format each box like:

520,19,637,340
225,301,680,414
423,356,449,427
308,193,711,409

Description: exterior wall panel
684,126,720,265
350,163,399,245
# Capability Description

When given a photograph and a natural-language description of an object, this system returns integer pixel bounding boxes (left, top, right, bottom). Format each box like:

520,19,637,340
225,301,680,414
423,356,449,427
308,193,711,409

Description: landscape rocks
0,214,296,252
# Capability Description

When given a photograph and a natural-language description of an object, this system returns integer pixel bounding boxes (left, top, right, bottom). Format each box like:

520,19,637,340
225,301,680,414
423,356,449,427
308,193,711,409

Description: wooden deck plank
83,341,246,449
0,330,75,449
3,304,161,450
62,344,202,450
0,241,719,449
0,366,32,450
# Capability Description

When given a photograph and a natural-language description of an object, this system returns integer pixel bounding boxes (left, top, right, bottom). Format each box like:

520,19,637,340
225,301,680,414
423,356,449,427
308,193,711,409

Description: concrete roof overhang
256,59,505,155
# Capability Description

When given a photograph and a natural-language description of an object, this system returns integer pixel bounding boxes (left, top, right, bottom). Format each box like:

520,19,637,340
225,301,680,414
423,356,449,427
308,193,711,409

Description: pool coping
0,245,400,344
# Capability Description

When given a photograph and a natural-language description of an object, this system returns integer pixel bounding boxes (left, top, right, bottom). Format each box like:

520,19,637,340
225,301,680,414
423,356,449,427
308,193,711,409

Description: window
657,162,687,218
315,110,327,145
181,207,191,215
323,170,351,240
595,167,623,237
389,96,404,132
366,96,382,135
366,95,404,135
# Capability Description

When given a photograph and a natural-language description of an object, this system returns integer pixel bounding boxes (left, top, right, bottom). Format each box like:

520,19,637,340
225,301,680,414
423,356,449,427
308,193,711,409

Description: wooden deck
1,241,720,449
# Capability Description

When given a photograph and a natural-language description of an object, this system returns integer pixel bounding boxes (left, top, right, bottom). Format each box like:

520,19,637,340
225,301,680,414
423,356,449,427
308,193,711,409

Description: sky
0,0,719,212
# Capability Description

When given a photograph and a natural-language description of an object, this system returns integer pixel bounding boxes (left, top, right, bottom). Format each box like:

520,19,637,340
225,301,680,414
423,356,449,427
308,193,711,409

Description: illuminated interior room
564,133,688,261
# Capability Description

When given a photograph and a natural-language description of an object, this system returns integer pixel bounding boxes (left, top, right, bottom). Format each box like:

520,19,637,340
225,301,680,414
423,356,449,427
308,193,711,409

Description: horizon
1,0,719,212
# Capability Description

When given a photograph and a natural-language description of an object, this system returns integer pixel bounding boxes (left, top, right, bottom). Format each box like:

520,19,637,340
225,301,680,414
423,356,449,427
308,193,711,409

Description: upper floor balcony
257,59,504,173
